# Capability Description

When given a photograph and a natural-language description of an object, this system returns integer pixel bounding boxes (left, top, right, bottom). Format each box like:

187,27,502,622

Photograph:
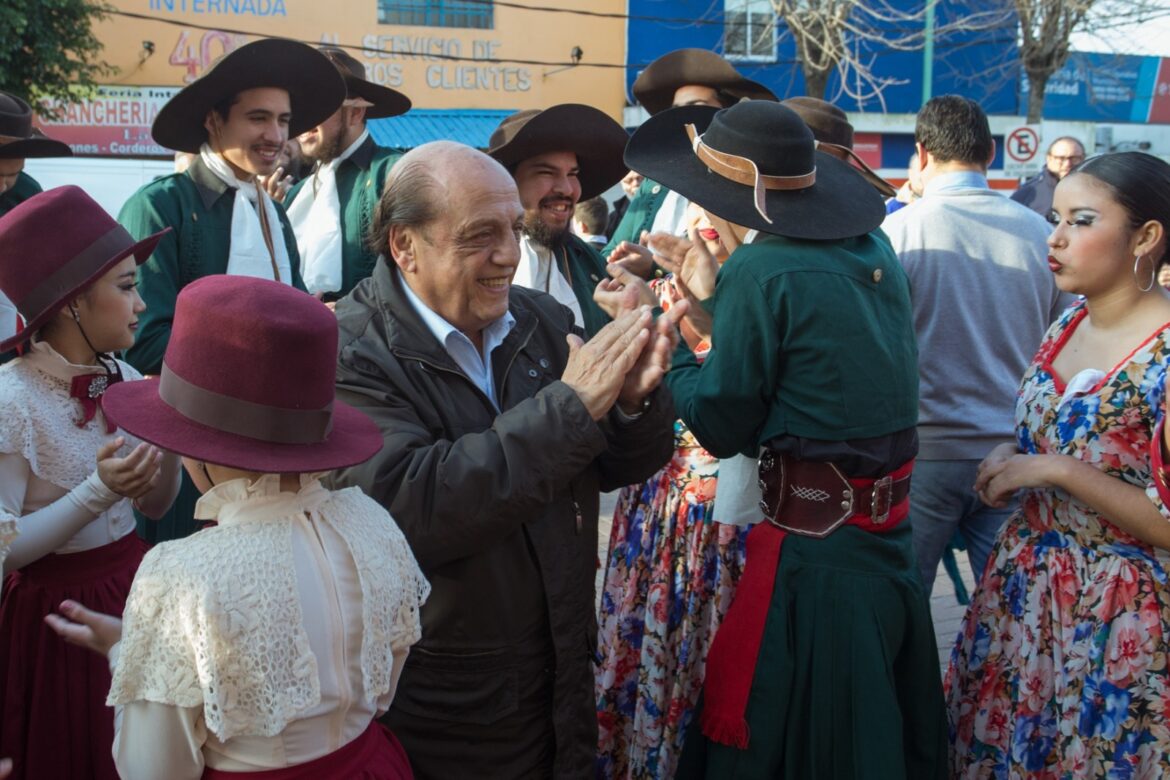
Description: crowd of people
0,36,1169,780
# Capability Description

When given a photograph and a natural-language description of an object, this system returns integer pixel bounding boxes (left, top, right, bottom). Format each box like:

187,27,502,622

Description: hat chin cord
70,306,122,380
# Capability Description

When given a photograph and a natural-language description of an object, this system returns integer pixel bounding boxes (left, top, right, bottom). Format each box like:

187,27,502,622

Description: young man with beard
117,38,345,542
286,47,410,302
487,104,628,336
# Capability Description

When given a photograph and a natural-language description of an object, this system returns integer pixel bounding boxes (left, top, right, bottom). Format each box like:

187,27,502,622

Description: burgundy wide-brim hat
152,38,347,153
625,102,885,240
632,49,777,116
102,275,382,473
319,47,411,119
487,104,629,200
0,92,73,159
0,186,168,352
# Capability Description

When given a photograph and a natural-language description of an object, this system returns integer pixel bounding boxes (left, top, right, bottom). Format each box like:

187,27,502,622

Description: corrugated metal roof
368,109,515,150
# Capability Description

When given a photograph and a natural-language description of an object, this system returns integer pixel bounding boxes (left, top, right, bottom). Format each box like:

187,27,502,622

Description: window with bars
378,0,494,29
725,0,776,61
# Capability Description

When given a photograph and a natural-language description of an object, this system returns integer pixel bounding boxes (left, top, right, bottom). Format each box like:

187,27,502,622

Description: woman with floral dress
595,205,749,780
950,151,1170,776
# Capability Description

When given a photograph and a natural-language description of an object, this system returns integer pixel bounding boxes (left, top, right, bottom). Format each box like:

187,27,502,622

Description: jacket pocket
393,647,519,726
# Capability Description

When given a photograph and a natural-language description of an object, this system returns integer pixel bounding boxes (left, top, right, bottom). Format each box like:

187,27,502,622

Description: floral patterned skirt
946,501,1170,778
595,437,748,780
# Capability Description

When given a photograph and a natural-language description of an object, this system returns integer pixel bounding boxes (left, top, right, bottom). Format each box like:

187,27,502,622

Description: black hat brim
152,39,347,153
625,106,886,241
0,136,73,159
345,76,411,119
488,104,629,201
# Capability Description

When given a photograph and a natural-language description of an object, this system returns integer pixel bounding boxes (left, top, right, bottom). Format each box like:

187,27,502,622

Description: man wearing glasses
1010,136,1086,216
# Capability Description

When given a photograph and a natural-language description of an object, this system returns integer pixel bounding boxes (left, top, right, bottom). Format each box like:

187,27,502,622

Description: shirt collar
923,170,989,196
396,268,515,354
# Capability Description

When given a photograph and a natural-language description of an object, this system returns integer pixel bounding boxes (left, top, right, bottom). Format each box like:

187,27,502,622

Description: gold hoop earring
1134,253,1156,292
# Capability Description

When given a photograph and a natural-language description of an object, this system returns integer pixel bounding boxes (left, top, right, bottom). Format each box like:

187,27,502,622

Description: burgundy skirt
202,722,413,779
0,532,148,780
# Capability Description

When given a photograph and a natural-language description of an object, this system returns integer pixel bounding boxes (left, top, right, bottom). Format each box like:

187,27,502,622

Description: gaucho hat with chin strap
624,101,885,240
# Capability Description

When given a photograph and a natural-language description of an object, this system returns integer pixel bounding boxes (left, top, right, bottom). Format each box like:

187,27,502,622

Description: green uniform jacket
601,178,670,256
666,231,919,458
285,136,403,300
0,171,42,217
560,233,612,338
118,156,306,376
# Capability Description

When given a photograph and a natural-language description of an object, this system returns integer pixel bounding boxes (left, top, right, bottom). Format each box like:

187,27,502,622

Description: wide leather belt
757,451,912,538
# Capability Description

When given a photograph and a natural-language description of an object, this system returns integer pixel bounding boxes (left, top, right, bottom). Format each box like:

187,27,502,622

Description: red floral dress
594,279,749,780
946,302,1170,778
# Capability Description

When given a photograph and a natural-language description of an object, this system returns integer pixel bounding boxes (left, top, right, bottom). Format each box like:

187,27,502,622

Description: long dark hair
1074,152,1170,266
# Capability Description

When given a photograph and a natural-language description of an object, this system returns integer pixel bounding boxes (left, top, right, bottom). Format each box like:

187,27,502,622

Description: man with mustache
488,105,628,336
285,47,410,303
117,39,346,542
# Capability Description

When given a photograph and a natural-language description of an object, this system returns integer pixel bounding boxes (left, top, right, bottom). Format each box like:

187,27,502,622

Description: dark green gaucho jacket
117,156,305,543
0,171,42,217
285,135,403,300
557,232,612,338
118,156,306,376
601,177,671,256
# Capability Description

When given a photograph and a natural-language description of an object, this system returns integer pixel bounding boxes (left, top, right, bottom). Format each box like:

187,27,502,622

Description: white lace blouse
108,474,429,779
0,342,179,567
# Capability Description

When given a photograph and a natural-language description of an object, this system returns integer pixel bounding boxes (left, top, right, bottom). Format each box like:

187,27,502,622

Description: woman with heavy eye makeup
950,152,1170,776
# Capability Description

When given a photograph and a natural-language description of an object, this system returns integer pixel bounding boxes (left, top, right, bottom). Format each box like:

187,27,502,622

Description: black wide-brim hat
152,39,347,153
624,102,885,240
633,49,777,116
487,104,629,201
0,92,73,159
319,47,411,119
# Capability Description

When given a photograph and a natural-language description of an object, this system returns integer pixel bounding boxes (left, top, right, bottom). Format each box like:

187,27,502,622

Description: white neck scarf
286,130,369,295
199,145,293,285
514,237,584,329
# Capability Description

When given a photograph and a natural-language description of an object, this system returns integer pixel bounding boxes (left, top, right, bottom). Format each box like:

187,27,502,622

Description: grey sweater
882,172,1072,460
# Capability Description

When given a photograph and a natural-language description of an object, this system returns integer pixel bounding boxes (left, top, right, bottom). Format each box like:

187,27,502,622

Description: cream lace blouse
108,474,429,779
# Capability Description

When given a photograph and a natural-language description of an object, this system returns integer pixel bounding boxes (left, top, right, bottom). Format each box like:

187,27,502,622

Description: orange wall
92,0,627,118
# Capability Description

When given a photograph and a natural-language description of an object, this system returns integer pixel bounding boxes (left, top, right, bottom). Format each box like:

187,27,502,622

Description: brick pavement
596,490,976,676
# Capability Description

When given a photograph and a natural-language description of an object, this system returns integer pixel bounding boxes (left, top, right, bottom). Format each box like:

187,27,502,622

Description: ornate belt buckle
757,449,780,517
871,475,893,525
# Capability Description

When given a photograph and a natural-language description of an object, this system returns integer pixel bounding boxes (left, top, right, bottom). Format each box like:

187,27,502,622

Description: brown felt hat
0,92,72,160
632,49,777,116
782,97,896,198
487,104,629,200
319,47,411,119
152,39,347,153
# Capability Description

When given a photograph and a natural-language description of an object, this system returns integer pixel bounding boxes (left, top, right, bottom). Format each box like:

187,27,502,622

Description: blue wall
626,0,1021,116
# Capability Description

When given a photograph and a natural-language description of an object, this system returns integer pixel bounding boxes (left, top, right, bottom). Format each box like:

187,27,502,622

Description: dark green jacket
559,233,612,338
0,171,42,216
601,177,670,256
286,135,402,299
666,231,918,458
118,156,305,375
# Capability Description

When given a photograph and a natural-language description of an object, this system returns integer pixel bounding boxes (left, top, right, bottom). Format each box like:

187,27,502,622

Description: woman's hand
96,438,163,499
974,442,1020,493
976,453,1067,508
44,599,123,658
